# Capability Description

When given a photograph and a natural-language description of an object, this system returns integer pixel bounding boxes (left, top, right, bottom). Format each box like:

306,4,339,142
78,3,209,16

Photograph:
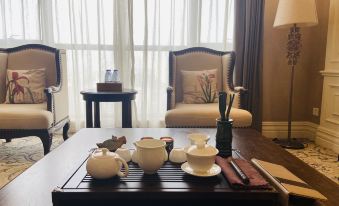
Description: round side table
80,89,137,128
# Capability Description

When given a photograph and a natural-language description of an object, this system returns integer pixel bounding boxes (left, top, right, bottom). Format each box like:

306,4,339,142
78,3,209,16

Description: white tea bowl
185,140,218,173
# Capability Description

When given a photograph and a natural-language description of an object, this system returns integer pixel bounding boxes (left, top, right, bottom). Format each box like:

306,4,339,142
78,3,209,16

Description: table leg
86,101,93,128
122,100,132,128
94,101,101,128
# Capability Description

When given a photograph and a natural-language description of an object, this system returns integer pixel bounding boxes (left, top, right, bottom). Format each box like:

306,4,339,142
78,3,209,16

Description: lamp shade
274,0,318,28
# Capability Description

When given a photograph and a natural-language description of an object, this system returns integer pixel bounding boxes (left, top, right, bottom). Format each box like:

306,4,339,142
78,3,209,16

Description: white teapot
86,148,129,179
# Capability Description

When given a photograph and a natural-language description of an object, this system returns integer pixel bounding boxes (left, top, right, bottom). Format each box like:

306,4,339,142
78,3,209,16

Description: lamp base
273,138,305,149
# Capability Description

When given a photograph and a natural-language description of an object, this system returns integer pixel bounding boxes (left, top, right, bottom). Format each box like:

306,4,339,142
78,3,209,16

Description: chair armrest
234,86,248,93
44,85,63,112
44,87,69,127
232,86,248,109
44,86,61,94
167,86,174,110
44,50,69,126
44,87,56,112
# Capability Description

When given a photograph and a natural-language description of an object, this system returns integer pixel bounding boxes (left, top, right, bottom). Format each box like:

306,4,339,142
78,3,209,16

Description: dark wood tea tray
52,157,278,206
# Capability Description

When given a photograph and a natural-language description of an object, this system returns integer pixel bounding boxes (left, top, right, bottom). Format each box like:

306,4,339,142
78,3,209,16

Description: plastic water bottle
105,69,113,83
112,69,119,82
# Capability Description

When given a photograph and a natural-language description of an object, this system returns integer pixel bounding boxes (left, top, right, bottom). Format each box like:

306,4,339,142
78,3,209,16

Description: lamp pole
273,0,318,149
288,61,295,142
274,24,305,149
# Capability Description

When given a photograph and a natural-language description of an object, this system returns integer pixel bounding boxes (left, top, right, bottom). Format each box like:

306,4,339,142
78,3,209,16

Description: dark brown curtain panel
234,0,264,131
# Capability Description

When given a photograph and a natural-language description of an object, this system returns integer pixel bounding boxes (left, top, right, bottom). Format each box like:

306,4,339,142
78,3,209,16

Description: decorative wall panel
328,0,339,64
317,0,339,153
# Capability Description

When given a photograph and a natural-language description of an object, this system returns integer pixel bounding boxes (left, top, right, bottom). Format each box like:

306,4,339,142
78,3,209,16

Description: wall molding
261,121,318,140
262,121,339,153
320,70,339,77
316,126,339,153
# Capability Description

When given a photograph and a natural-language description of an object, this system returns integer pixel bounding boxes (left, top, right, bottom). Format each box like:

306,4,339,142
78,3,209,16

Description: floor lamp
273,0,318,149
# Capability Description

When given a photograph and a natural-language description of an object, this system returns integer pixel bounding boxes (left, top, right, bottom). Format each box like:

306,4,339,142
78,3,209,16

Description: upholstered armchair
165,47,252,128
0,44,70,155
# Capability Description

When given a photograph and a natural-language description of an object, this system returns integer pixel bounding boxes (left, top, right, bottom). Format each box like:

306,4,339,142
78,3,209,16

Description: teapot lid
186,140,218,156
92,148,117,159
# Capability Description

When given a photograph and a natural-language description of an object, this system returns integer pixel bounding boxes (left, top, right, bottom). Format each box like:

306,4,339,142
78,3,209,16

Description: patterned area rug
0,136,338,189
286,142,339,184
0,135,64,188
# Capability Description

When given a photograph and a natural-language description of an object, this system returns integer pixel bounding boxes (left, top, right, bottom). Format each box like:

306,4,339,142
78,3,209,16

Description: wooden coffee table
0,128,338,206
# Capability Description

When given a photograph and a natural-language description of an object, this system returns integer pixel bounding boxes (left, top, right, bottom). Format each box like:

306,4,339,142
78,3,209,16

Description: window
0,0,234,127
0,0,40,41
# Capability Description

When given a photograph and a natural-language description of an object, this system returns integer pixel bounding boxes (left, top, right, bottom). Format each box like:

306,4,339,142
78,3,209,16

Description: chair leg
38,132,52,155
63,121,70,141
5,138,12,143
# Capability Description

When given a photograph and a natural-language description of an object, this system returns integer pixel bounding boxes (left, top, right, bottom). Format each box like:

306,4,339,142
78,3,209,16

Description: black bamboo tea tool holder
216,92,235,158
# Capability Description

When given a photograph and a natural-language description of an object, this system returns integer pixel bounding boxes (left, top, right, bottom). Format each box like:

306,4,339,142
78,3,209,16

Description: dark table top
0,128,338,206
80,89,137,95
80,89,137,102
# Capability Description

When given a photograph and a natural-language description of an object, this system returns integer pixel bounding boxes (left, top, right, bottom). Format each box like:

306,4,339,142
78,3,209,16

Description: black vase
215,119,233,158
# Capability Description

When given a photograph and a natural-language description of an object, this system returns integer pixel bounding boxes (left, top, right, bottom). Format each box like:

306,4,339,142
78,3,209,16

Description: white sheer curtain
133,0,234,127
0,0,234,130
51,0,135,129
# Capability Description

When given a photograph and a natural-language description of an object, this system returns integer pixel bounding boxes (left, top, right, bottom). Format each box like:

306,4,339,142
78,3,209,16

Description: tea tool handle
226,94,235,120
219,92,227,121
116,157,129,177
230,159,249,185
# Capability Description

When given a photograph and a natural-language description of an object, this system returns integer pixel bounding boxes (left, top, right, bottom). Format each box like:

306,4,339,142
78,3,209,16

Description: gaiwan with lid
86,148,129,179
185,140,219,173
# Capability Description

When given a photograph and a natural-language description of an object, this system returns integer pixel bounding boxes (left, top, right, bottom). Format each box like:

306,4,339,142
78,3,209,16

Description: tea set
86,133,222,179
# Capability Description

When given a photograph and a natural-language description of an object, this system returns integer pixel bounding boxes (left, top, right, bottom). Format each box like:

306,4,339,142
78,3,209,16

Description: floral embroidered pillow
181,69,218,104
5,68,46,104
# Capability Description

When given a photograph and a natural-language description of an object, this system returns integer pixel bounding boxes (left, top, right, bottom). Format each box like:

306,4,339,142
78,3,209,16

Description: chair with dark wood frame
0,44,70,155
165,47,251,128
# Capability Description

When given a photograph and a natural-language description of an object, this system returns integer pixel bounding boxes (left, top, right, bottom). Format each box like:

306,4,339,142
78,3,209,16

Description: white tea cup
131,149,139,163
169,148,186,163
188,133,210,145
115,147,132,162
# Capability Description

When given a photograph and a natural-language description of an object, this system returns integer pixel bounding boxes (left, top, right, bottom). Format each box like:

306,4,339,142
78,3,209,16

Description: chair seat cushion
165,103,252,128
0,103,53,129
